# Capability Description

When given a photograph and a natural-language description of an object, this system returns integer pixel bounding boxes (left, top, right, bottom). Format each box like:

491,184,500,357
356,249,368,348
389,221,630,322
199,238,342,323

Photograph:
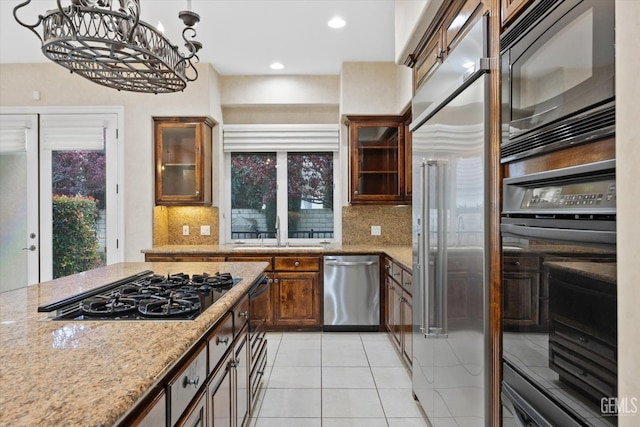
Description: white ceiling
0,0,396,75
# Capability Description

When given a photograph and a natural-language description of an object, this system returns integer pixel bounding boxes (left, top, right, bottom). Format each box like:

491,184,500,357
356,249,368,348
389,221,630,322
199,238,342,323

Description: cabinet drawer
250,339,268,400
235,294,250,332
503,255,539,271
207,312,234,374
274,256,319,271
227,256,273,271
401,270,412,294
389,261,402,283
169,343,207,426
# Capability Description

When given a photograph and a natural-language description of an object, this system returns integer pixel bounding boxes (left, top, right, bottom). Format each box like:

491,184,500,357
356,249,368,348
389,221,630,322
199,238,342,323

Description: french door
0,114,39,291
0,111,120,290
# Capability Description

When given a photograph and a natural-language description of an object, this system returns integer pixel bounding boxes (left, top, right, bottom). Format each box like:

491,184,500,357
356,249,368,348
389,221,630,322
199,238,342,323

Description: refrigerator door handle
425,160,448,338
419,161,430,334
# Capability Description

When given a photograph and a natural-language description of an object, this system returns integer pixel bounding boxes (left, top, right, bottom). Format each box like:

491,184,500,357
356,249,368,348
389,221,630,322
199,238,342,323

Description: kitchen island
0,261,268,427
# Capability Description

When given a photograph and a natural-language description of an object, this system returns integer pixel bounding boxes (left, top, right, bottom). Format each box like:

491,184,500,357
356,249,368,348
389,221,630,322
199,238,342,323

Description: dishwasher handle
325,259,378,267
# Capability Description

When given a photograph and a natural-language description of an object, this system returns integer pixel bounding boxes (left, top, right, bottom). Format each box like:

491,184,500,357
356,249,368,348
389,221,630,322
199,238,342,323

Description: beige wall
0,62,222,262
615,1,640,423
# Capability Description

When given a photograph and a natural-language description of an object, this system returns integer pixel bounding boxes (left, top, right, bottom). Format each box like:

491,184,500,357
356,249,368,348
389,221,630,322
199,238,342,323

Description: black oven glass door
502,230,617,426
504,0,614,139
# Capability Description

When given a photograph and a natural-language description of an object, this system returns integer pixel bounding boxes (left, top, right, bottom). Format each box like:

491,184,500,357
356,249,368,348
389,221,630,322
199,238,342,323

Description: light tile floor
248,332,429,427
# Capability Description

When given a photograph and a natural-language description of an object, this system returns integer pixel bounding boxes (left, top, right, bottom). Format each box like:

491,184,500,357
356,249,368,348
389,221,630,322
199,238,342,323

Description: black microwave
500,0,615,162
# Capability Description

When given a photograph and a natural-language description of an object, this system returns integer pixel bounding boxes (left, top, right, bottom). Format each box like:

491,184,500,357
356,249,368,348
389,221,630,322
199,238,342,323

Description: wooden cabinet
154,117,214,206
502,254,542,330
501,0,533,28
131,391,166,427
384,257,413,368
346,116,410,205
409,0,486,91
177,391,206,427
228,255,322,330
207,350,233,427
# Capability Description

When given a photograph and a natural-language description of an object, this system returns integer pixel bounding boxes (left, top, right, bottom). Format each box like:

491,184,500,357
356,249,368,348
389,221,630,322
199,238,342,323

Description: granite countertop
0,261,268,427
143,244,414,271
543,261,617,284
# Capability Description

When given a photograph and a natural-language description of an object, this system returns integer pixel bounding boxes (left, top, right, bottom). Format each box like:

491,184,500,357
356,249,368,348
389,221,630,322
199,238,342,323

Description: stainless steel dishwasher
323,255,380,332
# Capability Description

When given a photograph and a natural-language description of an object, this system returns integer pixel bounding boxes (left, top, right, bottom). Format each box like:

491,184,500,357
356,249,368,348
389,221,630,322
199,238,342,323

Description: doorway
0,110,122,291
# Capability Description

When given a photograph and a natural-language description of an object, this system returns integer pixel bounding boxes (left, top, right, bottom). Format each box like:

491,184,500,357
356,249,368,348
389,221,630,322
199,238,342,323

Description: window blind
40,116,107,150
0,117,31,153
223,124,339,152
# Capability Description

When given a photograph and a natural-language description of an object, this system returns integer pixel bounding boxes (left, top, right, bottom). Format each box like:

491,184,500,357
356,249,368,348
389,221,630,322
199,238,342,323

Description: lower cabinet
208,351,233,427
228,255,322,330
178,391,207,427
272,271,321,327
384,257,413,368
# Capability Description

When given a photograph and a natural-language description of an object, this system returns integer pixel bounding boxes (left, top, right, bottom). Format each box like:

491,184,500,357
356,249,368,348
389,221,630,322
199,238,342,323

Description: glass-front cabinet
346,115,409,204
154,117,214,205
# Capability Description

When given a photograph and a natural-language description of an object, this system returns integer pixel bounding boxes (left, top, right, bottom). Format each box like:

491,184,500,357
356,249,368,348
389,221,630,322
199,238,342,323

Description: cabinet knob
268,278,274,284
354,190,359,195
183,375,200,388
239,311,248,318
216,336,229,345
514,261,521,266
294,261,300,267
274,278,279,283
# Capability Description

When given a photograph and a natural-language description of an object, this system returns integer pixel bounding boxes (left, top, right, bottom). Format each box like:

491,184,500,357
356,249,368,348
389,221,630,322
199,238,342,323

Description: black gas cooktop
38,270,241,321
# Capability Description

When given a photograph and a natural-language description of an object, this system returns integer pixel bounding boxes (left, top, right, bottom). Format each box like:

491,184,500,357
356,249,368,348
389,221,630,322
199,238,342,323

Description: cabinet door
272,272,321,327
235,327,250,427
501,0,533,27
401,291,413,367
502,271,540,328
384,276,396,336
347,116,407,204
176,391,206,427
208,352,233,427
414,27,444,90
154,117,213,206
443,0,484,54
391,284,402,346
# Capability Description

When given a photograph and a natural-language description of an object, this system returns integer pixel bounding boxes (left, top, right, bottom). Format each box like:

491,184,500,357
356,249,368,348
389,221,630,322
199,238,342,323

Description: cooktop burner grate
38,271,241,321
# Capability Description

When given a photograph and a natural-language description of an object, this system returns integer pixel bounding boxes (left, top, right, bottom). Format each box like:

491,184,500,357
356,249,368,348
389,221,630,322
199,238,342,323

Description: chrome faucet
275,216,281,247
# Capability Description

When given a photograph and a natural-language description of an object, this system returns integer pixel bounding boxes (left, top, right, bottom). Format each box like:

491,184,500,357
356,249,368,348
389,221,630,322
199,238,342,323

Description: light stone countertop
0,261,268,427
143,244,414,271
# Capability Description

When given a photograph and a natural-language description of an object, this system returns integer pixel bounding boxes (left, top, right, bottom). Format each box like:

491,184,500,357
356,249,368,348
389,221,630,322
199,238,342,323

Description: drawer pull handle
514,261,521,266
404,281,410,286
239,311,248,318
578,336,588,344
216,336,229,345
183,375,200,388
230,360,239,368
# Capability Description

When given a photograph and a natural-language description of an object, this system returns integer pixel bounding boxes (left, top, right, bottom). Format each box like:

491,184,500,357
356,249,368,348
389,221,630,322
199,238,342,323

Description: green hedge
52,195,101,279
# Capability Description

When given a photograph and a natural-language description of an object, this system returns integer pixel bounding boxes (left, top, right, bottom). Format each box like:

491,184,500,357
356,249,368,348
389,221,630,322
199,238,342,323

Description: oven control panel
520,179,616,210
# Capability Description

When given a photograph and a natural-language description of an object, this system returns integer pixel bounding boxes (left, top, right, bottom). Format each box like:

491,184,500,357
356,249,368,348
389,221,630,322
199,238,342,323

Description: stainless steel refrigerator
411,16,490,426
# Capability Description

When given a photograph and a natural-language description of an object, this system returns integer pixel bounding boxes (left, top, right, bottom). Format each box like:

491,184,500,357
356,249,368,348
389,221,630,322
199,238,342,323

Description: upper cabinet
501,0,533,28
346,115,410,205
408,0,486,91
154,117,214,206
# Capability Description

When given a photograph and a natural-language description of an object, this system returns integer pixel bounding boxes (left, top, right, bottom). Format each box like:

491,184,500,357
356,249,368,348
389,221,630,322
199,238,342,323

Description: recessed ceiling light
328,17,346,29
270,62,284,70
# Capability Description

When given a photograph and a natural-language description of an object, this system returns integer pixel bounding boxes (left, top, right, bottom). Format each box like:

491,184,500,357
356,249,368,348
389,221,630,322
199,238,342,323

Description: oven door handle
249,275,270,298
501,223,616,245
502,383,554,427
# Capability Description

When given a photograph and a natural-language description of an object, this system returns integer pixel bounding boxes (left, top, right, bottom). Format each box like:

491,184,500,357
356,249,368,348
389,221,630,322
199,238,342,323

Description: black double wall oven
500,1,617,426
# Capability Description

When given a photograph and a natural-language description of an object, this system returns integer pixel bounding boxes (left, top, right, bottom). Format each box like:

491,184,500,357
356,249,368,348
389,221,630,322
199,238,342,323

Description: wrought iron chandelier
13,0,202,94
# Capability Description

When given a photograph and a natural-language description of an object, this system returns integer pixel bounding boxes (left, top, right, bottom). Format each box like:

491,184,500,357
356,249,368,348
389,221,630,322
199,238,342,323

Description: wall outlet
200,225,211,236
371,225,381,236
182,225,189,236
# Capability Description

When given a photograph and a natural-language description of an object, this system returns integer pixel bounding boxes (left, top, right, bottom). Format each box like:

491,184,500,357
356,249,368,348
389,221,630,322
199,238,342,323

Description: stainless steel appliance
411,17,490,425
37,270,251,321
323,255,379,332
501,160,617,426
500,0,615,162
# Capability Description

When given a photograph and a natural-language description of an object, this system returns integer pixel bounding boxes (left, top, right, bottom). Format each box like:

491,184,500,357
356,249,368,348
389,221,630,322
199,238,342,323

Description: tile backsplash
153,206,219,245
153,204,411,246
342,205,411,246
